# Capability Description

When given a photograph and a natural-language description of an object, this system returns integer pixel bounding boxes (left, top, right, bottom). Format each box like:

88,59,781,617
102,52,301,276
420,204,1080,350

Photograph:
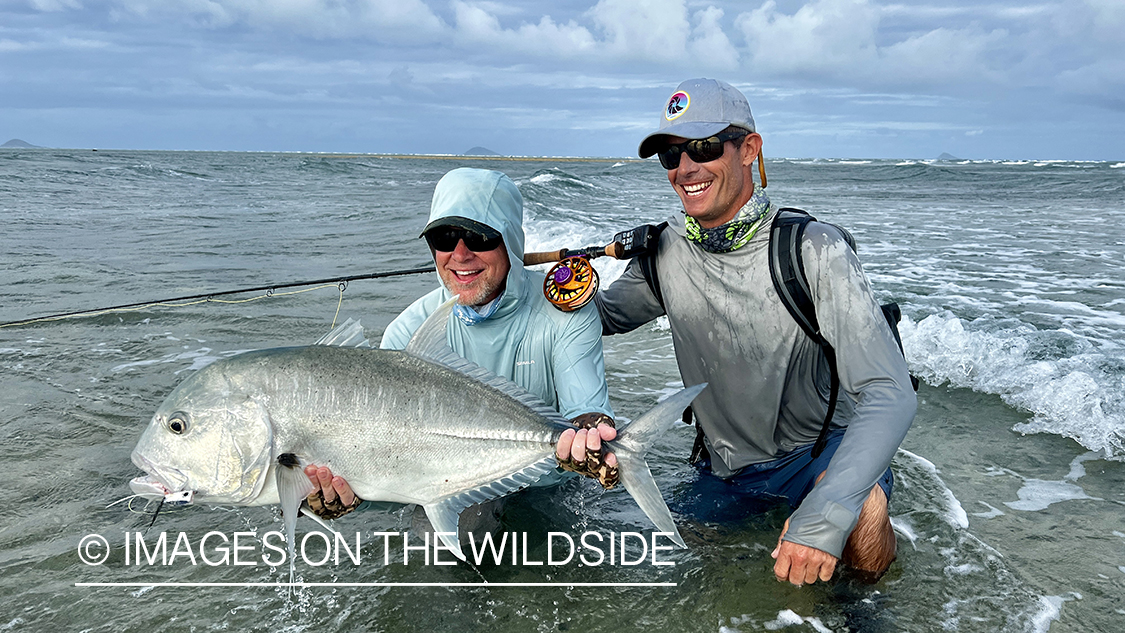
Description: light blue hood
380,167,613,421
427,168,528,315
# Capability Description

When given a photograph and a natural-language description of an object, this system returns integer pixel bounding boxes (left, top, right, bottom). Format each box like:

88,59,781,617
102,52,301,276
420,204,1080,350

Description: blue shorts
673,429,893,523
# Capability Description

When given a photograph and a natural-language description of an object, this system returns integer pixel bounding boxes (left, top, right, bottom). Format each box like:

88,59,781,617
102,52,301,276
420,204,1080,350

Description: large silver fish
129,301,705,559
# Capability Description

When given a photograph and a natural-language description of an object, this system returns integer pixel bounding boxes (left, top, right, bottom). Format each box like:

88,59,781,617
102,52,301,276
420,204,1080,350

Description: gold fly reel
543,256,599,312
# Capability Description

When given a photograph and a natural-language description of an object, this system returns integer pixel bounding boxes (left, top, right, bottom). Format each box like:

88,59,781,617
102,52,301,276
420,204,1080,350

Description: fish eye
167,412,190,435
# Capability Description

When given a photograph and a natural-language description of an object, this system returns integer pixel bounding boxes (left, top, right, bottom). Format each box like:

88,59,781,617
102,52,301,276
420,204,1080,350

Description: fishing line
0,266,435,329
146,498,165,533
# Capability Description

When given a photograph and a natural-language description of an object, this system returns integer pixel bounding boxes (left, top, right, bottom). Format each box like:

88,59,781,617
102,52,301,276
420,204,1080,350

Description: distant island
936,152,961,160
464,146,500,156
2,139,42,149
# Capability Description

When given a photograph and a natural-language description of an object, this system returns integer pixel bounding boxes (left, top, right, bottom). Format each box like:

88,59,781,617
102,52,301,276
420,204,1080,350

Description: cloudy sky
3,0,1122,159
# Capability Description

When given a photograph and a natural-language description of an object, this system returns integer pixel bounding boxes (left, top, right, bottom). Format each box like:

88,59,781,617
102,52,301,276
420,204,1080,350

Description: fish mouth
130,452,189,496
129,475,171,500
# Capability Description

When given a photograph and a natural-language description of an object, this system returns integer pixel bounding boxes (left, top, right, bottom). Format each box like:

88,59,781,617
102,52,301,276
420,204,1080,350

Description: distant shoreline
5,147,1119,162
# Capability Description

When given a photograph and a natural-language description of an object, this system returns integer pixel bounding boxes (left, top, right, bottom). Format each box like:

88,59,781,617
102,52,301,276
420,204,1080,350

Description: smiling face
665,131,763,229
434,238,511,306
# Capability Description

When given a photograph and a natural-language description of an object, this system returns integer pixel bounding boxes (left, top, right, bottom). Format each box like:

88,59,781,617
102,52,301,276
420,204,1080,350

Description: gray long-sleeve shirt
595,204,916,558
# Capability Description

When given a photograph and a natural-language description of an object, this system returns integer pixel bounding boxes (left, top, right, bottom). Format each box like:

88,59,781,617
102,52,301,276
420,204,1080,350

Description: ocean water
1,149,1123,632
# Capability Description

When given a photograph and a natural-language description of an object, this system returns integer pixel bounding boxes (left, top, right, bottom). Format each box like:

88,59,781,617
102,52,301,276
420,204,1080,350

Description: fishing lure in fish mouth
109,480,196,532
126,476,196,505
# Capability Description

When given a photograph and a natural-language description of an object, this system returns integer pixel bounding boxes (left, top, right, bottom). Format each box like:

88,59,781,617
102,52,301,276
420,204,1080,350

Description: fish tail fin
611,383,707,548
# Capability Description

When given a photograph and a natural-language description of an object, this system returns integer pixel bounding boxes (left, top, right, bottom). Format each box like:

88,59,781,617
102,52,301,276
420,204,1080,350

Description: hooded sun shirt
380,168,613,421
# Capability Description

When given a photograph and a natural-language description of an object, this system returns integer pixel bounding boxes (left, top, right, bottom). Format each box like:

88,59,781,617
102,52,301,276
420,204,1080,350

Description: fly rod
0,266,436,329
3,224,664,327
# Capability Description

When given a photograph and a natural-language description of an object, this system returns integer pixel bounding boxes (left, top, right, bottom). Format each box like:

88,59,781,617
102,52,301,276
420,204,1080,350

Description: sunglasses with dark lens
657,129,748,170
424,227,504,253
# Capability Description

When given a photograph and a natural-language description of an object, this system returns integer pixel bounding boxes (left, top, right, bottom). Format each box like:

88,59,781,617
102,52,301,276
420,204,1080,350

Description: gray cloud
2,0,1122,158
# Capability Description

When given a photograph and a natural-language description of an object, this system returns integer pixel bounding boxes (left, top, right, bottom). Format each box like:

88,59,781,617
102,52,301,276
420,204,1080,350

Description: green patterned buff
685,187,774,253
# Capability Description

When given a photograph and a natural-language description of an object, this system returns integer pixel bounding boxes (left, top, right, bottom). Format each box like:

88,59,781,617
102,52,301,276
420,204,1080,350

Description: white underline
76,582,677,588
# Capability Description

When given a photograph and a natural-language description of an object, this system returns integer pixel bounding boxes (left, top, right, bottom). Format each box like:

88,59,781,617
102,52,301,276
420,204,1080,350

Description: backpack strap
768,208,840,459
637,221,669,312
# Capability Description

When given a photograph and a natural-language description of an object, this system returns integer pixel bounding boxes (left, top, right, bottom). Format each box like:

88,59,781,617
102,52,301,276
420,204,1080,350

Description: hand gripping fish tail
127,300,706,567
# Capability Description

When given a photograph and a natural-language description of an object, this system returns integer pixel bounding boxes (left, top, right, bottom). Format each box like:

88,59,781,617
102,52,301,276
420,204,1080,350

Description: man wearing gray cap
586,78,917,585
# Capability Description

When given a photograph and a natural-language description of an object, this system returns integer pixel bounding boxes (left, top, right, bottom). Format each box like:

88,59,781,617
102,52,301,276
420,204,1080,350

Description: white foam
1003,452,1103,511
898,449,969,528
1004,479,1098,511
890,516,918,546
900,313,1125,458
1028,594,1081,633
971,501,1005,518
763,610,832,632
1110,163,1125,169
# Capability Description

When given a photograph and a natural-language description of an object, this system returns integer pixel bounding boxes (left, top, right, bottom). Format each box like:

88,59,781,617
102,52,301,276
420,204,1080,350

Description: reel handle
523,243,624,266
523,249,569,266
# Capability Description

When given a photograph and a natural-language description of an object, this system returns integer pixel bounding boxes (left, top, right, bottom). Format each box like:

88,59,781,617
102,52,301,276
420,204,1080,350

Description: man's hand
771,518,837,585
303,464,361,519
555,413,619,488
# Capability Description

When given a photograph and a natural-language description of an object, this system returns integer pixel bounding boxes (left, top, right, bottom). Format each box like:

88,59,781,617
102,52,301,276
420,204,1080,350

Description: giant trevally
129,300,705,561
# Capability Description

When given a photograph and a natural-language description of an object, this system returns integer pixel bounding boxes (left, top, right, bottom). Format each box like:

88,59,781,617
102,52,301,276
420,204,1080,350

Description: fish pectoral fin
422,500,467,561
277,455,316,520
276,454,316,580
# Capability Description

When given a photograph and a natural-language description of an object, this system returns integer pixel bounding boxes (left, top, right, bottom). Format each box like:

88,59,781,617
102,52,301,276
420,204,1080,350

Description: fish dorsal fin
404,297,456,359
405,298,568,426
423,456,559,560
315,318,371,348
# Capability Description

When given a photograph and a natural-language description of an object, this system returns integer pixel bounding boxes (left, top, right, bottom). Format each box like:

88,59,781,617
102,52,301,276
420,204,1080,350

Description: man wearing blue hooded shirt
304,168,619,528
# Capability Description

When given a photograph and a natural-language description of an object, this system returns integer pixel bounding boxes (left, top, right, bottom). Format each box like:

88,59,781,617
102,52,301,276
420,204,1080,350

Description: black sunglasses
657,129,748,170
424,227,504,253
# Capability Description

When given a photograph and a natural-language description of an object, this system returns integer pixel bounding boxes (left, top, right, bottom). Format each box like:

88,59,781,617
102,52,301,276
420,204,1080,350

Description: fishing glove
558,413,619,489
306,489,363,520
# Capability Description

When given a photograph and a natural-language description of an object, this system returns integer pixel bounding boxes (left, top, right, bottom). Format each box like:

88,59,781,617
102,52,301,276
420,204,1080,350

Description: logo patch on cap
665,91,689,121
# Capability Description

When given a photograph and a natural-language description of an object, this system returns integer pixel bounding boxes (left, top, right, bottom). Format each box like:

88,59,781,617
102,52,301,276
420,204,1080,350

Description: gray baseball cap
638,78,756,159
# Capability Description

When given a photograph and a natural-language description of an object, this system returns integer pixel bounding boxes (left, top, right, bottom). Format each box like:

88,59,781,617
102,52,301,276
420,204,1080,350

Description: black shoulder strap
769,209,824,345
768,208,839,458
637,221,669,312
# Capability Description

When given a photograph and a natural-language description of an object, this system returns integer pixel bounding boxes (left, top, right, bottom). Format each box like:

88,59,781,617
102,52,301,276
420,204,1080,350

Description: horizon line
3,147,1119,163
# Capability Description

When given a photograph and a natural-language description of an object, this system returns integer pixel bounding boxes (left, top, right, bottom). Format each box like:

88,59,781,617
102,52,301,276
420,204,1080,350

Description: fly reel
543,256,599,312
